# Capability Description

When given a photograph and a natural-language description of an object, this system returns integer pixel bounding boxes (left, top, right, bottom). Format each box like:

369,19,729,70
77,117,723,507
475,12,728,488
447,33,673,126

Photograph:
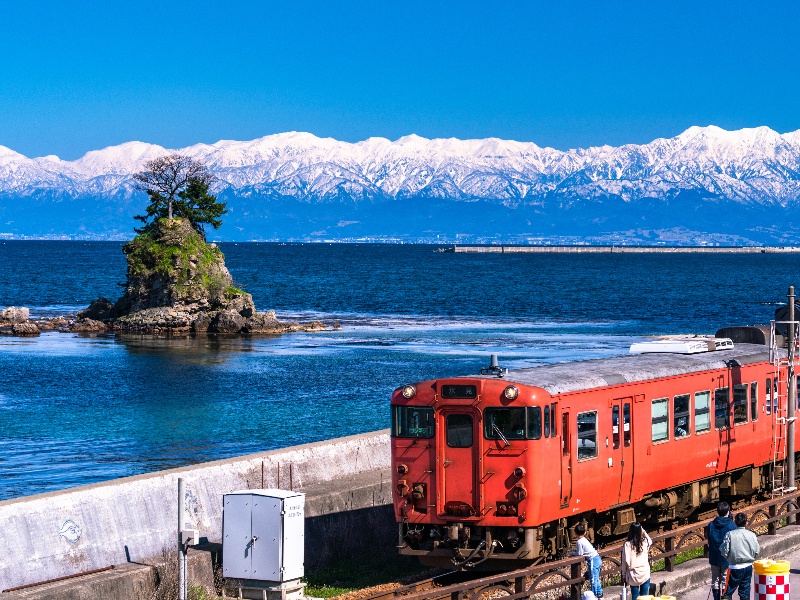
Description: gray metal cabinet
222,490,305,583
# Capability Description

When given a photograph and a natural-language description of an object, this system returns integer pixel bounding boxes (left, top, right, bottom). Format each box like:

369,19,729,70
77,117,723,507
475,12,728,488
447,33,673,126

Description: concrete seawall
0,430,392,592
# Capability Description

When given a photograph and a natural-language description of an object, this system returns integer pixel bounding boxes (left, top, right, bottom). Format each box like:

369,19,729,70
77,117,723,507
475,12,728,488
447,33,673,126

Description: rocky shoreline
0,305,331,337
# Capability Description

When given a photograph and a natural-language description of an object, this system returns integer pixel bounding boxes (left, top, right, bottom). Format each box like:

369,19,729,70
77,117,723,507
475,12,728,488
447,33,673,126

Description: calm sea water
1,241,798,500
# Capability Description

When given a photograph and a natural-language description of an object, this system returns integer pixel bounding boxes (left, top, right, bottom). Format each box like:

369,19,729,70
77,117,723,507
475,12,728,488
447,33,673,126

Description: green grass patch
303,554,434,598
188,584,220,600
652,545,705,572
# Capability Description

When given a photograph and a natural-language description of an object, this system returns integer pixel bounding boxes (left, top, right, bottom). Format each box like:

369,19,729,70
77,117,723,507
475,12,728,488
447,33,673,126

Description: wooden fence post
664,536,676,572
571,560,583,600
769,503,778,536
515,576,527,597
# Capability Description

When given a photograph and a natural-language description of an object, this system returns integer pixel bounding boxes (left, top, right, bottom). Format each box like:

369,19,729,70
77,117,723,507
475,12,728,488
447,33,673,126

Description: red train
391,338,793,568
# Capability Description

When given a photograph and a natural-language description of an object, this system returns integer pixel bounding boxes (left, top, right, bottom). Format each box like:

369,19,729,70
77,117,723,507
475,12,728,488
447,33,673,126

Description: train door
611,397,634,504
560,407,572,507
439,408,480,516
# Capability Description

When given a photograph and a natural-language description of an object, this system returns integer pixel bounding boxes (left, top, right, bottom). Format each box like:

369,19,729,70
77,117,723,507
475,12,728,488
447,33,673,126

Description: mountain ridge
4,125,800,243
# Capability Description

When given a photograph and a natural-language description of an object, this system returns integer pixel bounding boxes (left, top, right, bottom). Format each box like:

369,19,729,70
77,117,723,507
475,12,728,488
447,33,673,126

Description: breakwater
0,430,392,592
453,245,800,253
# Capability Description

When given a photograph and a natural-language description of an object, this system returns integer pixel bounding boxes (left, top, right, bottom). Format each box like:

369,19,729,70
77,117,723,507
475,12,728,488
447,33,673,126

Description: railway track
361,491,800,600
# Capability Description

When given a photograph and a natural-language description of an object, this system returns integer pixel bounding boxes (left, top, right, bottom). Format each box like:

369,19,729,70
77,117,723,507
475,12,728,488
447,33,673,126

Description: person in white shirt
574,523,603,598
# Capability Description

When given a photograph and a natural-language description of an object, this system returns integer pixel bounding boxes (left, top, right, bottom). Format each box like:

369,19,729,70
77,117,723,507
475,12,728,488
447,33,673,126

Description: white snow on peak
0,145,26,163
72,141,168,176
3,125,800,206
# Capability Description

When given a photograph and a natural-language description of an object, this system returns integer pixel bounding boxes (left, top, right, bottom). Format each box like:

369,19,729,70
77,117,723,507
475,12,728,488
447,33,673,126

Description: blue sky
1,1,799,159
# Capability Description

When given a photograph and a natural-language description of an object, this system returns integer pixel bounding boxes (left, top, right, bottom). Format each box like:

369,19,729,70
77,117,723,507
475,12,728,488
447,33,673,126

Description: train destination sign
441,384,477,399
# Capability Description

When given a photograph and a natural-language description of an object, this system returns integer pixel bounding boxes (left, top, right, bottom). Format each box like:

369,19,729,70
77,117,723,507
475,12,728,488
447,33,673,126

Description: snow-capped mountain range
3,125,800,242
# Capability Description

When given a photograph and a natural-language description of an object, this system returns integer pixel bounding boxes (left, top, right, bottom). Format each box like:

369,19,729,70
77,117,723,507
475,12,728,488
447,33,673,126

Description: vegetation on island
133,154,228,237
122,218,244,307
11,153,324,335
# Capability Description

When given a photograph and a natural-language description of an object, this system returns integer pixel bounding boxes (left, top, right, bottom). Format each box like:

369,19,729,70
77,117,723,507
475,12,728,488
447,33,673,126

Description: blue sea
0,241,798,501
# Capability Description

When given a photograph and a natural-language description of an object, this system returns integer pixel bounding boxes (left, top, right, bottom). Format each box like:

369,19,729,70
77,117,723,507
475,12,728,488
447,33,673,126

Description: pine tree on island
132,154,227,237
75,154,326,335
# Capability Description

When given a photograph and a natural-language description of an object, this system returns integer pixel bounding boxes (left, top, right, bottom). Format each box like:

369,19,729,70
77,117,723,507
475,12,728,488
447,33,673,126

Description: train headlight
397,464,409,475
401,385,416,399
503,385,519,400
514,467,526,478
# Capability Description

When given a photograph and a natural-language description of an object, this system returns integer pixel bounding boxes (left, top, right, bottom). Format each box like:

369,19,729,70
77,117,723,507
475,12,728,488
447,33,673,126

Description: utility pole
178,478,187,600
788,287,797,516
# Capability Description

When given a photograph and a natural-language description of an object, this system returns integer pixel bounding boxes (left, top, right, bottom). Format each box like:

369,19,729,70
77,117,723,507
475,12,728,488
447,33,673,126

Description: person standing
707,501,737,600
574,523,603,598
622,523,653,600
720,513,760,600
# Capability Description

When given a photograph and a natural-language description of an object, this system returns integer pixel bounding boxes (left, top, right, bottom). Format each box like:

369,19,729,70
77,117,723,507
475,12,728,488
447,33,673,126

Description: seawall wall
0,430,392,591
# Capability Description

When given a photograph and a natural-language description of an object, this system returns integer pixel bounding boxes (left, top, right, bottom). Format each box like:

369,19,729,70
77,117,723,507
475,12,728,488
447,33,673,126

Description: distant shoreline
452,245,800,253
3,239,800,251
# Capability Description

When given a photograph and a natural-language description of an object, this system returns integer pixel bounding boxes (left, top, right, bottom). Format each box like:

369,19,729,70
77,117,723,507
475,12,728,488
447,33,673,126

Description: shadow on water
114,333,281,358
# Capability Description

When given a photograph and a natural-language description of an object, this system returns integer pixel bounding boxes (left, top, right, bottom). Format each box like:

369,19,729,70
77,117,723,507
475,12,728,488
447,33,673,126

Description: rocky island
1,218,327,337
94,217,327,335
2,153,329,338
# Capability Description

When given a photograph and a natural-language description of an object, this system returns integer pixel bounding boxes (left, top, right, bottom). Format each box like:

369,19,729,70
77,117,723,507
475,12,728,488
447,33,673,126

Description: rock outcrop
93,217,325,335
2,218,329,337
71,318,108,333
78,298,115,322
11,322,39,336
0,307,39,336
0,307,30,323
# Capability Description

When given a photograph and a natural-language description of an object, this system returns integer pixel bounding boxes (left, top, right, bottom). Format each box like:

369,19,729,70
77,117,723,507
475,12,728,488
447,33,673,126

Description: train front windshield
393,406,435,438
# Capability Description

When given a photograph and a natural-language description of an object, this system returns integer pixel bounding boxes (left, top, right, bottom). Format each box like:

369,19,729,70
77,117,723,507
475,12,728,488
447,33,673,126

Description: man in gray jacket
720,513,760,600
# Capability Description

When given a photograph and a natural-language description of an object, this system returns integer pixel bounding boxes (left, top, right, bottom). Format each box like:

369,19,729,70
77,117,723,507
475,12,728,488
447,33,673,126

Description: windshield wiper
492,423,511,447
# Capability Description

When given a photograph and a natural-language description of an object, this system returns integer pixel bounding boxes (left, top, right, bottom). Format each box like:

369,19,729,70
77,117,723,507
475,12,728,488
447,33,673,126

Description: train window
484,408,526,440
651,398,669,442
446,414,473,448
392,406,435,438
751,382,758,421
733,384,748,425
775,379,779,412
766,379,772,415
544,405,551,437
695,390,711,433
623,403,631,446
577,411,598,460
612,406,620,449
673,394,690,439
714,387,730,429
527,407,542,439
551,403,558,436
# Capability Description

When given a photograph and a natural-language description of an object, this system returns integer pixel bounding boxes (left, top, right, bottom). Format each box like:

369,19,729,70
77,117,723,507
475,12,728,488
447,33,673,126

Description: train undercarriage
399,462,783,569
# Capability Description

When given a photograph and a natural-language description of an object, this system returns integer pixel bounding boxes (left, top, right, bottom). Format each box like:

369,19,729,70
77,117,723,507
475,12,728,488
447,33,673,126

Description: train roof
470,343,781,395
